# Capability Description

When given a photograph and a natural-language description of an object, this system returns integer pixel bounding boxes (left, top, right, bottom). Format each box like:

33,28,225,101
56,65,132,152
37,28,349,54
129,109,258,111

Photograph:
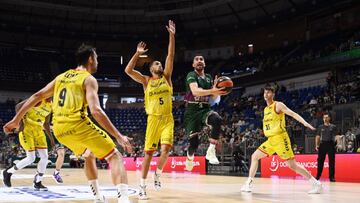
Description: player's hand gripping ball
216,76,233,95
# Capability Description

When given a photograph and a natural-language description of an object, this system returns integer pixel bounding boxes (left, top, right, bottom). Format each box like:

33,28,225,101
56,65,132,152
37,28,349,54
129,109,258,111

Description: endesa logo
123,156,206,174
261,154,360,183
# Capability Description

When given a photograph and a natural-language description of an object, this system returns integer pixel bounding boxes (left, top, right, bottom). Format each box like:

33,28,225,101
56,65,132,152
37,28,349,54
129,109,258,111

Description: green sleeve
186,72,197,85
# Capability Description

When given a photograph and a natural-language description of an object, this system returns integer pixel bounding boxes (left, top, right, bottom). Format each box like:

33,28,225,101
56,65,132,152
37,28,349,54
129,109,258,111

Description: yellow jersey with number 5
52,69,91,123
144,76,173,116
263,101,287,137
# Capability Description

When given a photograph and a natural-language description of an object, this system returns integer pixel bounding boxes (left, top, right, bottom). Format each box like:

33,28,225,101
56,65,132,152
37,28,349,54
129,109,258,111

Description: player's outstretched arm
189,81,227,97
124,42,149,88
15,99,27,113
3,80,55,134
276,102,316,130
84,75,132,153
14,99,27,132
163,20,175,86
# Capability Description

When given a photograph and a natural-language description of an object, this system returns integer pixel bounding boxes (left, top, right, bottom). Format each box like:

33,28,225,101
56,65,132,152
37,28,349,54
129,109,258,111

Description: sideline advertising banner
261,154,360,182
123,156,206,174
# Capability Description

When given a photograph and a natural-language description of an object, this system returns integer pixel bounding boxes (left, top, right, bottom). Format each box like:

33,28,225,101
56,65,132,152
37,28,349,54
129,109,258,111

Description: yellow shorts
53,118,116,159
144,114,174,152
258,133,294,160
19,126,48,151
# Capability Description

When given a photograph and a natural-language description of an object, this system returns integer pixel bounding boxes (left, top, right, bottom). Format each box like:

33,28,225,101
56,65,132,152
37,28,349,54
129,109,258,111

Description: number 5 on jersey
159,97,164,105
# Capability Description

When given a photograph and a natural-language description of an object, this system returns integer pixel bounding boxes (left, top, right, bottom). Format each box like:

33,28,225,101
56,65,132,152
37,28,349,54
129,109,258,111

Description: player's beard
195,64,204,72
91,64,98,74
154,69,164,76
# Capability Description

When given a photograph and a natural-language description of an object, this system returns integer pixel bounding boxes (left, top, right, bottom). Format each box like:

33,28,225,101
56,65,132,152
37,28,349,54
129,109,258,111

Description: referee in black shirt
315,114,339,182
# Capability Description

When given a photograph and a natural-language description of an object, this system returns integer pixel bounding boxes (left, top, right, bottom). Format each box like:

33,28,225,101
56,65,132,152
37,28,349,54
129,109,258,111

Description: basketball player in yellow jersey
2,98,51,190
4,44,133,203
125,20,175,200
241,85,323,194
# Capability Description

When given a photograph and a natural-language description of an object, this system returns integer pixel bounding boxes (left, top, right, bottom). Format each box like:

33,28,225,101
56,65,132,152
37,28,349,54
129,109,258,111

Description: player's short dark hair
264,84,275,93
193,54,204,60
75,43,96,66
323,113,331,118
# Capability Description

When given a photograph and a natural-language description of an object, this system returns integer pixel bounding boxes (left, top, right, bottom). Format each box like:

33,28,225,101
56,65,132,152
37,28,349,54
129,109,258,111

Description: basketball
216,76,233,94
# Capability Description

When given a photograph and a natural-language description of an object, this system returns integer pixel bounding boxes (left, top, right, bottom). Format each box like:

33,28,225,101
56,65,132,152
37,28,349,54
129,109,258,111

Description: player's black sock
207,112,223,140
188,135,200,156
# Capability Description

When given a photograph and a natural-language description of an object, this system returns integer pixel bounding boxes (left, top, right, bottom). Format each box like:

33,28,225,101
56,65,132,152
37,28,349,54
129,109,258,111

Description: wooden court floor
1,168,359,203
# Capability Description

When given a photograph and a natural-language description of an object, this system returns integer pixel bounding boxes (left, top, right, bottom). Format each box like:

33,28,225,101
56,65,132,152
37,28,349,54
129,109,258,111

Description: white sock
7,167,17,174
209,143,216,150
155,168,163,177
35,172,44,183
36,149,49,180
116,184,128,199
187,152,194,160
309,177,318,185
54,169,60,175
140,178,146,186
89,179,102,199
246,177,253,184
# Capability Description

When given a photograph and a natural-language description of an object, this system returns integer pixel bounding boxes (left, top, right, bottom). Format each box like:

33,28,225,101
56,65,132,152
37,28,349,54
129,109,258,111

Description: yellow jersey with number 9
144,76,173,116
263,101,287,137
23,100,52,128
52,69,91,123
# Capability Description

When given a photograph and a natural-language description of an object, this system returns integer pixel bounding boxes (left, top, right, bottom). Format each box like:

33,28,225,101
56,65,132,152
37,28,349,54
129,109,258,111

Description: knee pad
37,149,48,159
206,111,222,140
26,151,37,163
14,151,36,170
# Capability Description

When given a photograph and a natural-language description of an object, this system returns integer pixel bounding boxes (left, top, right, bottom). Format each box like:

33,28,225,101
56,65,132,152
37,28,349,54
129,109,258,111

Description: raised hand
166,20,176,35
211,75,227,96
136,41,148,55
211,86,228,96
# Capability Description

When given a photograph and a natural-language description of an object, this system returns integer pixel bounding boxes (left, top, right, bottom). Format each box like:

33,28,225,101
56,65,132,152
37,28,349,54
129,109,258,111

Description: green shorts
184,103,212,137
